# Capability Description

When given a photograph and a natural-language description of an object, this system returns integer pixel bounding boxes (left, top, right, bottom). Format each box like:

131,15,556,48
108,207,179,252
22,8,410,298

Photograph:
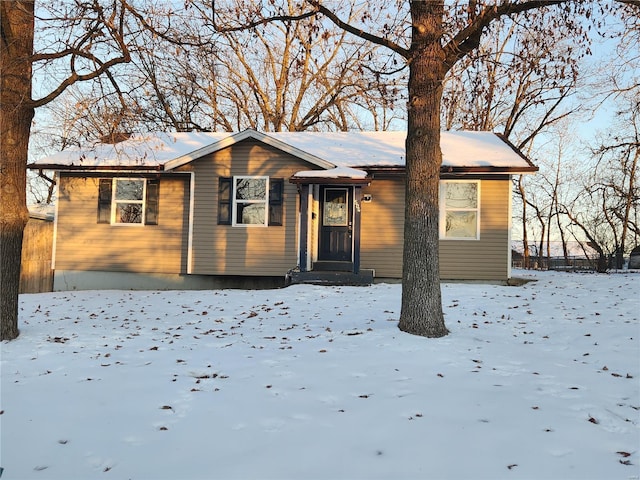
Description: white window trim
439,180,480,240
232,175,269,227
111,178,146,226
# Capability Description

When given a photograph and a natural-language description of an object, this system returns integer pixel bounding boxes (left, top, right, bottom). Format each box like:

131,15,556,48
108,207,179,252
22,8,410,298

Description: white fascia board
163,129,335,171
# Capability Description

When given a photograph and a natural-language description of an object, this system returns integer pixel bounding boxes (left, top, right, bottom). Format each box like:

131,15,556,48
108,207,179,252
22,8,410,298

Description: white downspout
186,171,195,274
507,176,513,279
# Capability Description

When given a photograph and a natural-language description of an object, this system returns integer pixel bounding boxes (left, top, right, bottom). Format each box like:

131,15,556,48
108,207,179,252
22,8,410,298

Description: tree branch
211,0,410,58
443,0,568,70
123,2,210,47
617,0,640,7
211,0,319,33
312,2,410,58
31,52,130,107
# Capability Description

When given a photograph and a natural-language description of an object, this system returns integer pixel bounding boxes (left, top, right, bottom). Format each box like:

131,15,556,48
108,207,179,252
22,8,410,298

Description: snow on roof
30,129,535,172
291,166,369,179
268,131,406,168
35,132,230,168
28,203,55,221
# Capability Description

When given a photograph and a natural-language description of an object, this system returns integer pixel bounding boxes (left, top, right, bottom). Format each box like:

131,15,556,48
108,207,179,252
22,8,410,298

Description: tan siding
360,177,511,281
191,140,311,276
360,178,405,278
439,179,510,281
53,150,512,282
55,175,189,273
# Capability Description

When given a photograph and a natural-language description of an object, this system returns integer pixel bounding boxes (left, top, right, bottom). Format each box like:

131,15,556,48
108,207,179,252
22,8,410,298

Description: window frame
218,177,233,225
439,180,481,240
97,177,159,226
232,175,270,227
218,176,284,227
267,178,284,226
111,178,147,226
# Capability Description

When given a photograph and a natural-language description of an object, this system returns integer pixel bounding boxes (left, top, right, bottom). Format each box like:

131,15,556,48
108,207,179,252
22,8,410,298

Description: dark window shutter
268,178,284,226
97,179,112,223
218,177,232,225
145,178,160,225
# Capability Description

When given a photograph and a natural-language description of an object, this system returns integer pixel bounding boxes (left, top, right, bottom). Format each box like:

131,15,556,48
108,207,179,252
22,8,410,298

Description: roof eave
27,164,164,172
289,176,372,185
440,165,539,174
355,165,538,175
493,133,539,170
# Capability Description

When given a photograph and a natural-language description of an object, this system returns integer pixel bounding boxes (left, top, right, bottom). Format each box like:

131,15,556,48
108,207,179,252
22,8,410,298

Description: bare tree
442,15,586,141
6,1,633,341
26,0,405,222
439,13,590,268
519,0,639,272
573,95,639,269
1,2,34,340
1,0,138,340
34,0,404,138
126,1,405,133
208,0,609,337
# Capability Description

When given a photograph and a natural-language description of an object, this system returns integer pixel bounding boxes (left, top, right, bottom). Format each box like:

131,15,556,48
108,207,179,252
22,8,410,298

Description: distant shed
629,246,640,269
20,205,54,294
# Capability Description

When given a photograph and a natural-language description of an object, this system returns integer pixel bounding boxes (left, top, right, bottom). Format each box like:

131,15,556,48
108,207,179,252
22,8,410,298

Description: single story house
29,129,537,290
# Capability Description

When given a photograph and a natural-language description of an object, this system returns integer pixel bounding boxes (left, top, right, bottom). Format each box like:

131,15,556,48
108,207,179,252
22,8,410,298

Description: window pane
237,203,265,225
145,179,159,225
97,179,112,224
116,203,143,223
218,178,232,225
219,204,230,224
269,179,283,203
115,179,144,201
445,211,477,238
219,179,231,202
445,183,477,209
235,178,266,201
323,189,348,226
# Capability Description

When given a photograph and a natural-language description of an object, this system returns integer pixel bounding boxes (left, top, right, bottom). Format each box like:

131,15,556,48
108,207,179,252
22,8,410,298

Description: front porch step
286,269,374,286
312,261,354,272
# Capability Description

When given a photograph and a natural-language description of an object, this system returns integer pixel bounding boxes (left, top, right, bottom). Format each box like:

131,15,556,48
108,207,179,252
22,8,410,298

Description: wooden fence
20,216,54,294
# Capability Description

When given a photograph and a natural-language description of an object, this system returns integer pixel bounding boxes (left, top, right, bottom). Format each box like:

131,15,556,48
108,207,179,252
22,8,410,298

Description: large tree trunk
398,1,448,338
1,1,35,341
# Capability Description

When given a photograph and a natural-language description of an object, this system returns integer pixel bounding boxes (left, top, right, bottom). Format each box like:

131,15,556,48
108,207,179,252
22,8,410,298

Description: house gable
188,139,322,276
164,129,335,172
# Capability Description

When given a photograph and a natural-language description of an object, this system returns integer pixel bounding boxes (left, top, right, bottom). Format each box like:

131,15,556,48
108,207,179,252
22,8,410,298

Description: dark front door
319,187,352,262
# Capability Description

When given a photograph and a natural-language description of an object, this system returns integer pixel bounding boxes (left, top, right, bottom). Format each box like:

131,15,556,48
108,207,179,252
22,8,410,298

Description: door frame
293,181,365,274
318,186,353,262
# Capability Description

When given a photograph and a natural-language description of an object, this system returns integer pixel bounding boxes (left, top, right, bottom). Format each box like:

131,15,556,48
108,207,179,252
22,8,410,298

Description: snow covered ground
1,270,638,479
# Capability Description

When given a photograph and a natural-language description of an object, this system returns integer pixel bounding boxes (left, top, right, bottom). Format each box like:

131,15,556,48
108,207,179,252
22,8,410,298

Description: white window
232,176,269,226
440,180,480,240
98,178,159,226
113,178,146,224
